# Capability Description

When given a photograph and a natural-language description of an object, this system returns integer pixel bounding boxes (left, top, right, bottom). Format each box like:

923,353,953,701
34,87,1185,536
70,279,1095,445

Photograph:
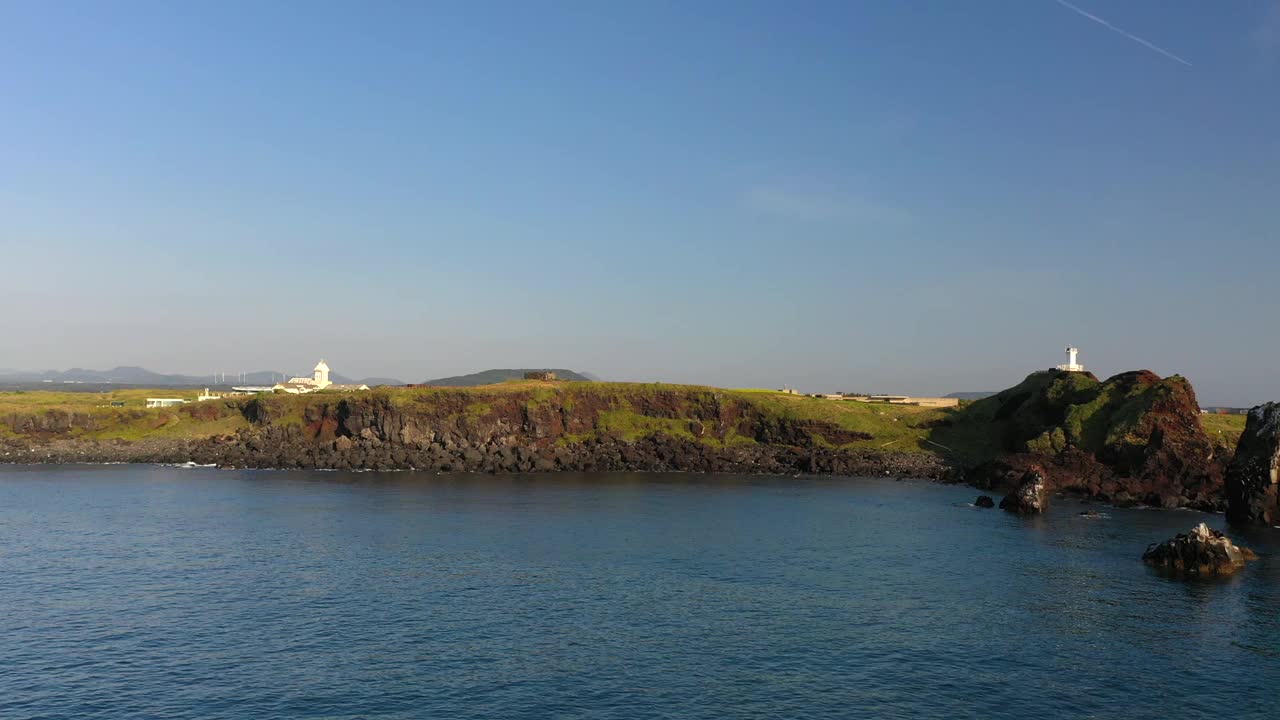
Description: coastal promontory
934,369,1234,511
0,372,1251,513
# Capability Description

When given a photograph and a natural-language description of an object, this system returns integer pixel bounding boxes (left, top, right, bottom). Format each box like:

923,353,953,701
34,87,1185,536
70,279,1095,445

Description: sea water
2,465,1277,719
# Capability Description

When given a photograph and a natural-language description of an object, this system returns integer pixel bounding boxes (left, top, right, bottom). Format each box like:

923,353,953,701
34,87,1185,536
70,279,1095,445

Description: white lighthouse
1057,346,1085,372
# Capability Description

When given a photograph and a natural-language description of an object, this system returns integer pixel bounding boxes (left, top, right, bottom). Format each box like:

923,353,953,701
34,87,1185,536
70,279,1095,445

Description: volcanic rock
1142,523,1257,577
1225,402,1280,526
999,467,1049,515
942,369,1226,510
974,495,995,508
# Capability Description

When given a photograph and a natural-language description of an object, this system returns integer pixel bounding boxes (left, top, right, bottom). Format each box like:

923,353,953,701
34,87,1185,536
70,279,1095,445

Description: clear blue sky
2,1,1277,405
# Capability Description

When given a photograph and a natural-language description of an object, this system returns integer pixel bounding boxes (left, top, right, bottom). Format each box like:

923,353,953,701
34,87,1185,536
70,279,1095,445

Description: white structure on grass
272,359,368,394
1057,346,1086,372
146,398,188,408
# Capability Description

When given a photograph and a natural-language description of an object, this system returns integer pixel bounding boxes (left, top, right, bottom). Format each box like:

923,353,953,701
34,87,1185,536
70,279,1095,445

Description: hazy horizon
0,351,1261,407
4,1,1278,407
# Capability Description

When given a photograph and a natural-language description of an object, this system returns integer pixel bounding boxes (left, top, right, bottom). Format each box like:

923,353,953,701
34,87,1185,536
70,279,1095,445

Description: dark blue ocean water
1,466,1277,720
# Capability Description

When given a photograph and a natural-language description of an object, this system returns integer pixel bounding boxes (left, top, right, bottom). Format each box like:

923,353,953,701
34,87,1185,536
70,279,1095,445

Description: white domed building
273,360,369,394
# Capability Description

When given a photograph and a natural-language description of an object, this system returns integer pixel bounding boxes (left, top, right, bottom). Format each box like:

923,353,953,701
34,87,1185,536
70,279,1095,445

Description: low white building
145,398,188,408
857,395,959,408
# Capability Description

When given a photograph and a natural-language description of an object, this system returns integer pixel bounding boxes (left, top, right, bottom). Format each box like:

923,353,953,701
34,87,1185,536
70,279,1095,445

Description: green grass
464,401,493,417
0,388,199,411
725,391,946,452
0,388,250,442
595,409,698,442
1,383,949,451
88,411,248,441
20,379,1228,462
1201,413,1247,447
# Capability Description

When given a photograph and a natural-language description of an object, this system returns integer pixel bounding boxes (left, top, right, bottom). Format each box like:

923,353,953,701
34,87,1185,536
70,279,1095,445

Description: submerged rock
1225,402,1280,526
999,467,1049,515
974,495,995,508
1142,523,1257,577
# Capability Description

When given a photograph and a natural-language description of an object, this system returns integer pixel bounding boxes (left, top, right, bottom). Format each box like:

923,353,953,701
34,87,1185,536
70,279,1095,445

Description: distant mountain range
944,391,997,400
0,365,601,389
421,369,594,386
0,366,404,387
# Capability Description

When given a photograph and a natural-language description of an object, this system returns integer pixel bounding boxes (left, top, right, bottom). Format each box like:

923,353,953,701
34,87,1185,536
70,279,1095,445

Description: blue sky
2,1,1278,404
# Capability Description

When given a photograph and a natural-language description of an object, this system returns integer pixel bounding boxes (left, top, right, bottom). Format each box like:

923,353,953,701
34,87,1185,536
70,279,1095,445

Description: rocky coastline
949,369,1234,513
0,432,952,479
3,371,1279,526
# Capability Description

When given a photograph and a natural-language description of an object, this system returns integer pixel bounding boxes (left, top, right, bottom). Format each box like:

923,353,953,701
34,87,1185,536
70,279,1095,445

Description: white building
272,360,369,394
146,398,188,408
1057,346,1086,372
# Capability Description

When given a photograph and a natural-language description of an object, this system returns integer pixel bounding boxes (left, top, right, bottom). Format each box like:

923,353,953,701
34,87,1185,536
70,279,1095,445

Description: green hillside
4,375,1246,471
0,382,947,452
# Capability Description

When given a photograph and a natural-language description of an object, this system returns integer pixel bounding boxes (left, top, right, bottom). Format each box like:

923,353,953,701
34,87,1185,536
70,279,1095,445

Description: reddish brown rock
943,369,1227,511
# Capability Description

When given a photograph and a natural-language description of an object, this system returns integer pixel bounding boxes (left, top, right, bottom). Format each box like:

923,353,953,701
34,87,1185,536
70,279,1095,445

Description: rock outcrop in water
998,467,1049,515
941,369,1227,511
1142,523,1257,577
1225,403,1280,526
974,495,995,508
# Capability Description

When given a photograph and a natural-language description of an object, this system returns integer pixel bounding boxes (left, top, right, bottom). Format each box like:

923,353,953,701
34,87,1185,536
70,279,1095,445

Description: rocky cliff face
0,374,1236,508
2,409,113,435
0,386,946,479
1225,403,1280,526
204,389,912,475
944,369,1227,510
245,389,877,453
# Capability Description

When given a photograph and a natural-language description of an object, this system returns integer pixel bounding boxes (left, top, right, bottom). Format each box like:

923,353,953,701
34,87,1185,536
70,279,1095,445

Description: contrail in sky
1053,0,1193,66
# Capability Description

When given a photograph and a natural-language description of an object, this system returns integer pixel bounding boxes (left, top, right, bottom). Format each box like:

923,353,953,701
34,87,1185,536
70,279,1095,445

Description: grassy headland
0,381,949,452
0,377,1250,493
